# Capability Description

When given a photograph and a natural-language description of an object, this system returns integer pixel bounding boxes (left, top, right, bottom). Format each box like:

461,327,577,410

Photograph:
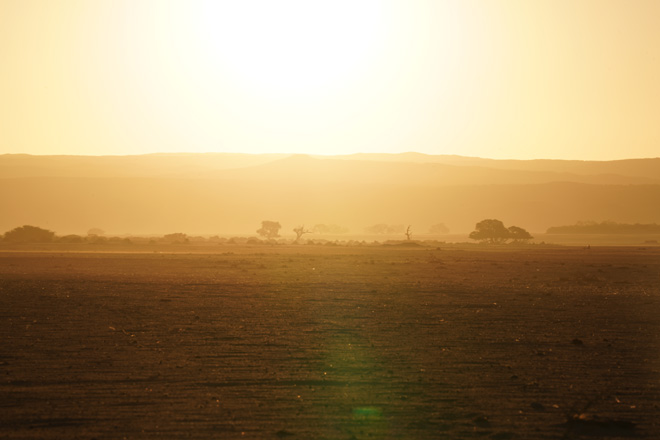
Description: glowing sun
195,0,384,97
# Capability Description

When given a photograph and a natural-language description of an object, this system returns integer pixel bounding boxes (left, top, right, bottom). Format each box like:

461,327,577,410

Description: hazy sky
2,0,659,160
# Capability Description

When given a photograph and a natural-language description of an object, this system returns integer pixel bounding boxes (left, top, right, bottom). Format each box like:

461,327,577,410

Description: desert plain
1,243,659,439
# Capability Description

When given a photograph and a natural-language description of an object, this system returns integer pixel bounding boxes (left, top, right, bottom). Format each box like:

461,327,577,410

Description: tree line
547,221,660,234
2,219,534,245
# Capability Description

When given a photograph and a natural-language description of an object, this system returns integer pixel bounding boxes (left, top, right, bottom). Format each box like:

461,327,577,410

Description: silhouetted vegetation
58,234,85,243
428,223,450,234
469,219,533,244
87,235,108,244
87,228,105,237
507,225,534,243
547,221,660,234
162,233,189,244
3,225,55,243
312,224,349,234
3,154,660,241
257,221,281,239
292,225,311,243
364,224,405,235
469,219,510,244
405,225,412,241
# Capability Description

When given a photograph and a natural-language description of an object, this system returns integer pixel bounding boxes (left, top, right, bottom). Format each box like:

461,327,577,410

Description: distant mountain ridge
326,153,660,181
1,153,659,236
2,153,659,184
221,154,658,185
0,153,289,178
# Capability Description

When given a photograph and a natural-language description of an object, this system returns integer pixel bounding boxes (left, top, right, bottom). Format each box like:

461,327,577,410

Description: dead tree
405,225,412,241
293,225,311,243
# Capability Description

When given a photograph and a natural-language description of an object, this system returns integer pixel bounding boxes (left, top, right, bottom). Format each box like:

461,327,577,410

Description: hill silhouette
1,153,659,236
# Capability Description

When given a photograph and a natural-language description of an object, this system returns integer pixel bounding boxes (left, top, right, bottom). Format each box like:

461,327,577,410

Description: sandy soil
1,245,659,439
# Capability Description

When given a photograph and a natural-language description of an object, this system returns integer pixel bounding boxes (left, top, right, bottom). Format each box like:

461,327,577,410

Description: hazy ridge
2,153,659,236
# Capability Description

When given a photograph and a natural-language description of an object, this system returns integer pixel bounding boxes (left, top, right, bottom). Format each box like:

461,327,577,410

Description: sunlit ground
1,245,658,438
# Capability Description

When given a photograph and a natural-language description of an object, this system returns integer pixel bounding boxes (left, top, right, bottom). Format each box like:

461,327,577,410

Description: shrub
3,225,55,243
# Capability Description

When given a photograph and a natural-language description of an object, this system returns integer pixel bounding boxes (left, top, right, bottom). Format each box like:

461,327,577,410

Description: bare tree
293,225,311,243
405,225,412,241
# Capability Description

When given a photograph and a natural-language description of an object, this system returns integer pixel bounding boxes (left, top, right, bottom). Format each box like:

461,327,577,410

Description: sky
1,0,659,160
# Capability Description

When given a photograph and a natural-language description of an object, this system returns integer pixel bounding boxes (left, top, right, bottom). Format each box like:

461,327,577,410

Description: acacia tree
257,220,281,239
508,225,534,243
293,225,311,243
468,219,510,244
469,219,533,244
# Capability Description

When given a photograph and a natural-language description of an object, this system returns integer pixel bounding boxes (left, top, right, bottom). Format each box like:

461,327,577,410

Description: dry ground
1,244,659,439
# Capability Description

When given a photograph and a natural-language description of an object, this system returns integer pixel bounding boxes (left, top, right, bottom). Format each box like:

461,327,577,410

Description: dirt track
1,245,659,439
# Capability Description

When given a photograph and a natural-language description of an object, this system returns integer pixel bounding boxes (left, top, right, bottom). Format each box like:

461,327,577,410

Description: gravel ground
1,245,659,439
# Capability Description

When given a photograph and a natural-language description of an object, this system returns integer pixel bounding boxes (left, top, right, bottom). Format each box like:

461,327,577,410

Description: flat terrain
1,245,659,439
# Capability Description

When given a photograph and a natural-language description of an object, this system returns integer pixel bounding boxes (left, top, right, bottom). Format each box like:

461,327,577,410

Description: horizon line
1,151,659,162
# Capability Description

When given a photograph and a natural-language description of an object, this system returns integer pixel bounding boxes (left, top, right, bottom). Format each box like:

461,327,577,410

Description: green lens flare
352,406,383,420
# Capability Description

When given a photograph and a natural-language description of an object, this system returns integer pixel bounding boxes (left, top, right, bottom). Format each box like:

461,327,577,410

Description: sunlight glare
196,0,384,97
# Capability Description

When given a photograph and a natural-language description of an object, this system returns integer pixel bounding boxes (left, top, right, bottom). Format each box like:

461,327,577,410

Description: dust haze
3,0,660,437
2,153,659,238
2,153,660,439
